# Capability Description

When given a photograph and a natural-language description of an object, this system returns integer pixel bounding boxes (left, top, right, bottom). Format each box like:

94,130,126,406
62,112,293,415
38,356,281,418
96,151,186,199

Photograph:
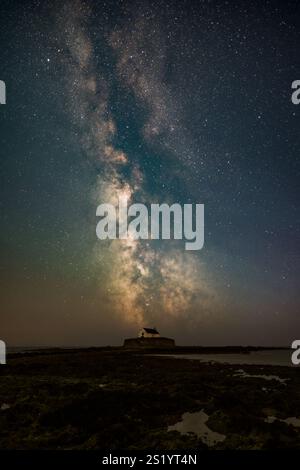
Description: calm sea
162,349,295,367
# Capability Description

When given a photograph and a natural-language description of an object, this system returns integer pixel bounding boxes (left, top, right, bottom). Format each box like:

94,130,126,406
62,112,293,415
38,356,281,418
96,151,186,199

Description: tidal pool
168,410,226,447
234,369,289,384
265,416,300,427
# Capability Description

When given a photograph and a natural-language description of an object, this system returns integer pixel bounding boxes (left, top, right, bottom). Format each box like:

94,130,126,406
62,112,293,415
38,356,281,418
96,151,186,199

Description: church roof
142,327,159,334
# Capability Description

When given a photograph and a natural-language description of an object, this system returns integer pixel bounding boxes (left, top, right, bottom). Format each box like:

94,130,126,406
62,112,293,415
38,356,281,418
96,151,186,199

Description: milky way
58,0,219,331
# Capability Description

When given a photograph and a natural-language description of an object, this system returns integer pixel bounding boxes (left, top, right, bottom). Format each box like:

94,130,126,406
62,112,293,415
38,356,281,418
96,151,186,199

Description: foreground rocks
0,348,299,449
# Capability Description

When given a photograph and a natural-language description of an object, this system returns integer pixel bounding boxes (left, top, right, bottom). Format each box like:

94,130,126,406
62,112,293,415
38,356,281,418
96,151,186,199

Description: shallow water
265,416,300,427
1,404,11,411
234,369,289,384
162,349,294,367
168,410,226,447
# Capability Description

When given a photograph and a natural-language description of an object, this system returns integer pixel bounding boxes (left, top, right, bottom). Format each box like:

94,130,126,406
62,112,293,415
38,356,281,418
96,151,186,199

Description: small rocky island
123,328,175,349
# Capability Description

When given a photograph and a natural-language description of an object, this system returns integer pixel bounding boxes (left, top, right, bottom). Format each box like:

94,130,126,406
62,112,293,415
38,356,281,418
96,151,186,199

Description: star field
0,0,299,346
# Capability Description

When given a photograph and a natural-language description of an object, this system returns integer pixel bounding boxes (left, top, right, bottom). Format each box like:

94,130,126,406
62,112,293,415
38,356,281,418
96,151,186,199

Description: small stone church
138,327,160,338
123,327,175,349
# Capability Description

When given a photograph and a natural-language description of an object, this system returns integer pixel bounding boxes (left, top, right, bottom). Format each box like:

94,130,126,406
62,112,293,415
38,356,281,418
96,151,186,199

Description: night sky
1,0,299,346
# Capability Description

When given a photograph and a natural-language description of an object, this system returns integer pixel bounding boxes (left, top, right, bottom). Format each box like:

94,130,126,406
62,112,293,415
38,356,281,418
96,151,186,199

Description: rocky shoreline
0,348,299,449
